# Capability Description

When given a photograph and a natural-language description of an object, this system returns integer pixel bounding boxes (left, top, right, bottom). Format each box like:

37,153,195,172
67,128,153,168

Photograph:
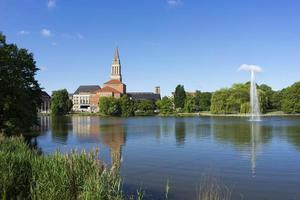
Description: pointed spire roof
114,47,119,60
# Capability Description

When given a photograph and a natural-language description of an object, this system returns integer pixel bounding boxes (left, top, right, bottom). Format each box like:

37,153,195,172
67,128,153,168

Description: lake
31,116,300,200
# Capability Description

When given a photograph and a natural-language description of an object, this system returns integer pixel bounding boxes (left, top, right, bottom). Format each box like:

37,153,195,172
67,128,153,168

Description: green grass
0,135,127,200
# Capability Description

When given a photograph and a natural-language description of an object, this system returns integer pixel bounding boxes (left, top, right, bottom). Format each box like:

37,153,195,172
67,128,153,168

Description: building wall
72,94,91,112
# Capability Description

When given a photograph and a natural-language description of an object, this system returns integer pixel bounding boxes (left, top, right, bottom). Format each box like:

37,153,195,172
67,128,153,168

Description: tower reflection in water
72,116,126,168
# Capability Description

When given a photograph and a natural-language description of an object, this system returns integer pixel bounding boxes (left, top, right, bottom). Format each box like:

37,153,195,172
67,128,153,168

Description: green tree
210,88,231,114
119,95,134,117
98,97,121,116
184,95,196,113
173,85,186,109
51,89,72,116
0,33,41,134
156,96,174,114
194,91,212,111
136,100,156,115
281,82,300,113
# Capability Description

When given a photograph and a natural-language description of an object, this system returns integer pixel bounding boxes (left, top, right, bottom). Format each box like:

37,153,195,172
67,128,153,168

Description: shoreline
43,111,300,118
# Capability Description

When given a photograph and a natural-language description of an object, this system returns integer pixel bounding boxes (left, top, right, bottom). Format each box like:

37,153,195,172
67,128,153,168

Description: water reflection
51,116,70,143
98,120,126,167
31,116,300,200
175,120,186,146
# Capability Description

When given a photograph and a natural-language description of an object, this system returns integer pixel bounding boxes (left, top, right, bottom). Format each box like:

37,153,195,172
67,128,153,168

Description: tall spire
110,47,122,81
114,47,119,60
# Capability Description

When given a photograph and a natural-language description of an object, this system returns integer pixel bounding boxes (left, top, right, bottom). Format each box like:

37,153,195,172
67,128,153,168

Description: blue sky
1,0,299,96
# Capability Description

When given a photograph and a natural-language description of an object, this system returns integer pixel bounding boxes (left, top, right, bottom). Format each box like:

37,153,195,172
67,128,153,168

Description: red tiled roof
104,79,122,84
99,86,121,93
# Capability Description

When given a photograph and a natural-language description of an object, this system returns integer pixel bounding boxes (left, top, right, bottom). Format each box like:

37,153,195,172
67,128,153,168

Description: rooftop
127,92,161,101
74,85,101,94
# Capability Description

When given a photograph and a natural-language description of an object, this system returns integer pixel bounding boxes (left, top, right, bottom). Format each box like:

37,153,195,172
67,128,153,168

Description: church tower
110,47,122,81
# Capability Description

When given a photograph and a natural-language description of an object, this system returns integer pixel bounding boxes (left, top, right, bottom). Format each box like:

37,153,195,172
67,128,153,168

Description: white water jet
239,64,262,121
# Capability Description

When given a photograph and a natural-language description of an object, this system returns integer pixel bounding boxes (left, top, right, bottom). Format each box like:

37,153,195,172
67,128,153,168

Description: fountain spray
239,64,262,121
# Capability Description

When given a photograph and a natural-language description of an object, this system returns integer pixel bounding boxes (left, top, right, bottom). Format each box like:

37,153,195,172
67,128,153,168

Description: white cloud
167,0,182,6
17,30,30,35
47,0,56,8
51,42,58,46
239,64,263,73
41,29,51,37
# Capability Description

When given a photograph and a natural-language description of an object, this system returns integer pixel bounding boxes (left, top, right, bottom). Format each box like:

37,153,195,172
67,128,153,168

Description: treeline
98,95,157,117
97,86,212,116
97,81,300,116
210,82,300,114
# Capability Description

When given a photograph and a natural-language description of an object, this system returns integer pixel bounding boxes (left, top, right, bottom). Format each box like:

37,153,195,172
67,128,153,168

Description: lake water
32,116,300,200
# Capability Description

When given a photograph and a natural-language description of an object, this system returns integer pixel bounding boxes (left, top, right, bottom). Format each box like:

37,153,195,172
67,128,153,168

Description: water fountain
239,64,262,121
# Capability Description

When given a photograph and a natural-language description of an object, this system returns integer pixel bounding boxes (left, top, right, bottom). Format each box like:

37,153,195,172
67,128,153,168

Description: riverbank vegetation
96,81,300,117
0,135,140,200
98,95,158,117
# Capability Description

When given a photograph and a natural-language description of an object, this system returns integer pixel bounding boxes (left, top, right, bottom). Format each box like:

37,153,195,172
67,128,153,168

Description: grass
198,175,232,200
0,135,128,200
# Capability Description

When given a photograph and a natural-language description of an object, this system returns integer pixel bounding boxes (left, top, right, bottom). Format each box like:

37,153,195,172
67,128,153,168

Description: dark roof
74,85,100,94
127,92,161,101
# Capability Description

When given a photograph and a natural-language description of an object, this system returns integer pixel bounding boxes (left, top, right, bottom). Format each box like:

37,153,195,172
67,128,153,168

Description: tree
156,96,174,114
281,82,300,113
119,95,134,117
210,88,231,114
136,100,156,115
98,97,121,116
194,91,212,111
184,95,196,113
173,85,186,109
51,89,72,116
0,33,41,134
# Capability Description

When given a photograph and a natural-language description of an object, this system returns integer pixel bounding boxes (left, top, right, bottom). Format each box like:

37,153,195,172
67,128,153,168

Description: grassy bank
0,135,134,200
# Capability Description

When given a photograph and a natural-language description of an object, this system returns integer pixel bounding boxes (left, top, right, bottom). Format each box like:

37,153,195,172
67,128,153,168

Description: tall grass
0,135,125,200
197,175,232,200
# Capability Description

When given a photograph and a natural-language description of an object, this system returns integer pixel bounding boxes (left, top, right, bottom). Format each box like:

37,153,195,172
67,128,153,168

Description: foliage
156,97,174,114
51,89,72,116
0,135,125,200
99,97,121,116
184,95,196,113
0,33,41,134
119,95,135,117
210,88,232,114
173,85,186,109
194,91,212,111
281,82,300,113
135,100,156,115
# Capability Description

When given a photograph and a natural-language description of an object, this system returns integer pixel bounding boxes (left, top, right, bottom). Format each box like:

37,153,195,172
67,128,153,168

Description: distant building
72,85,100,112
39,91,51,113
72,48,160,113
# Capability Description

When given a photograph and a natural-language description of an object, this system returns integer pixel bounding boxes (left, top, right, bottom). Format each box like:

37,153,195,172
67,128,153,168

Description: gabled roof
127,92,161,101
74,85,101,94
104,79,123,84
99,86,121,93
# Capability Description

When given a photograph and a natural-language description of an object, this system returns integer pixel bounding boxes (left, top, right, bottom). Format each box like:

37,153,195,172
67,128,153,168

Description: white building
72,85,100,112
